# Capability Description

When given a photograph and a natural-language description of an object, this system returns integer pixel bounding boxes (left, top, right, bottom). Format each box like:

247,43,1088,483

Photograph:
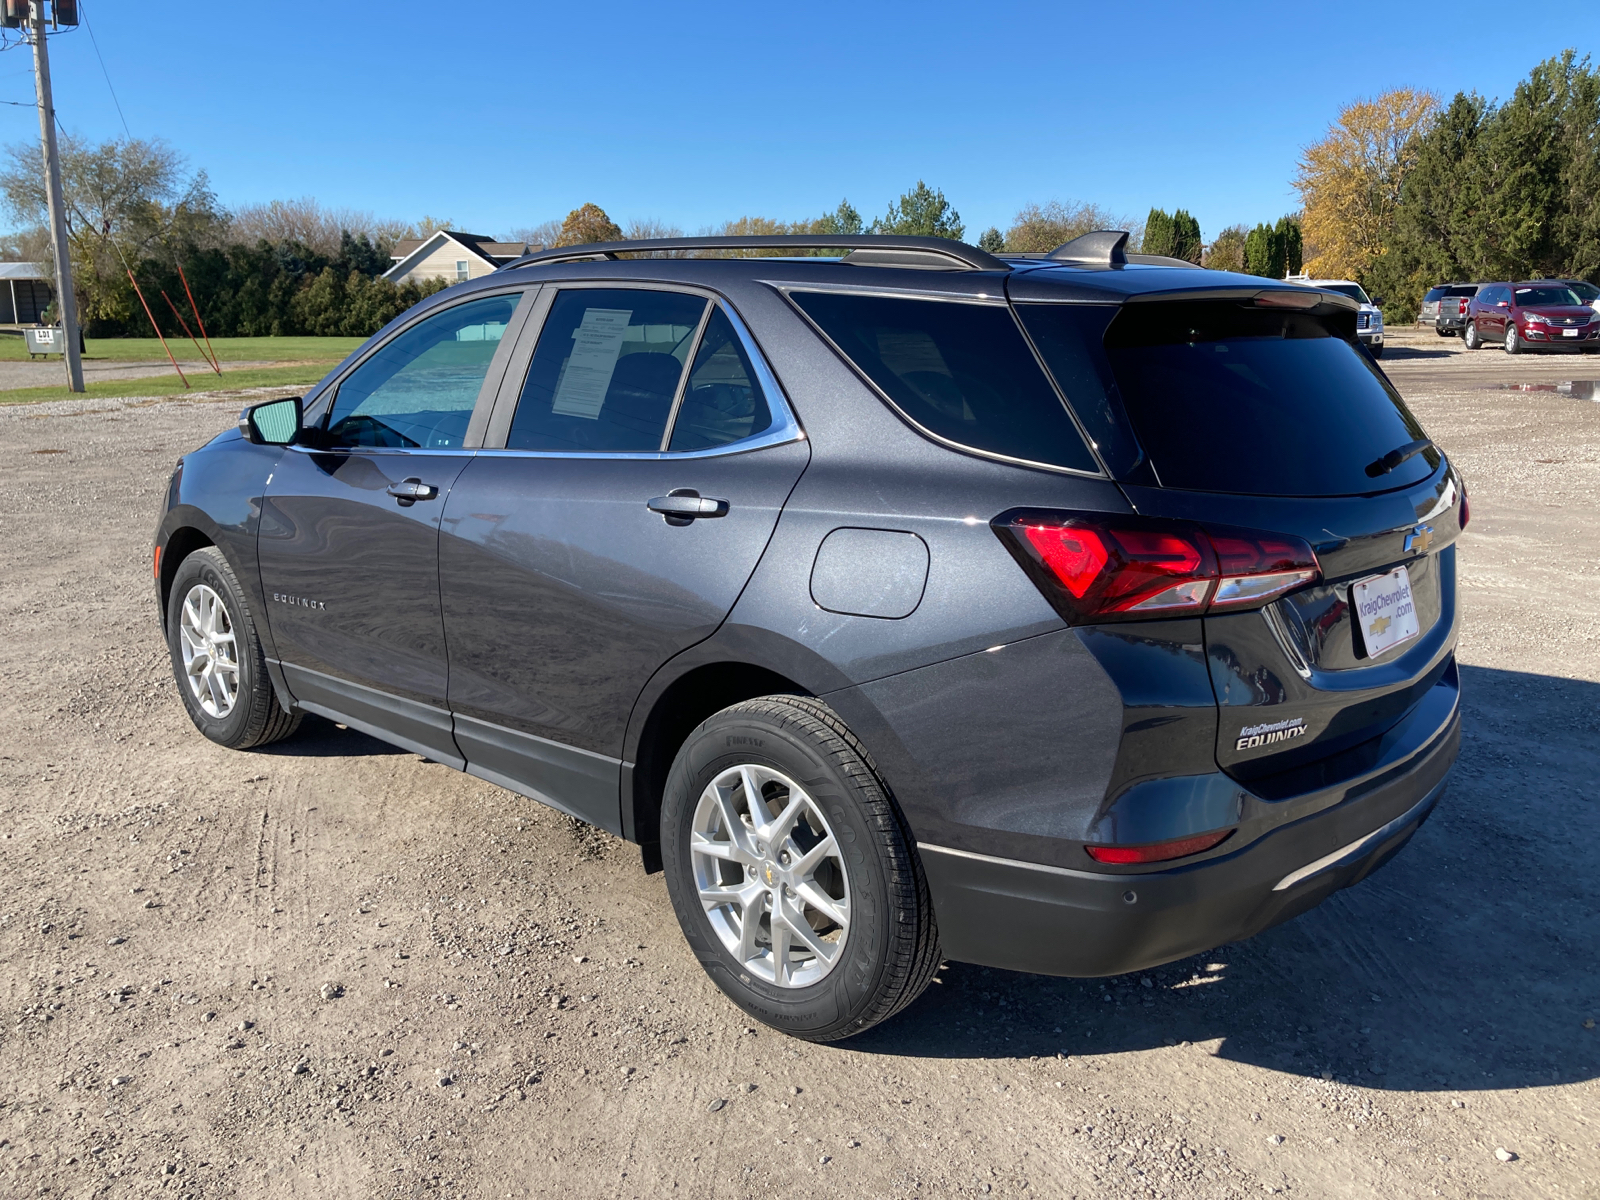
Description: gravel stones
319,982,344,1001
1495,1148,1518,1162
707,1098,726,1112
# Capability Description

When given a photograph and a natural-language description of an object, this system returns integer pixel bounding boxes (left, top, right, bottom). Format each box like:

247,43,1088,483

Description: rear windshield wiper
1365,438,1433,478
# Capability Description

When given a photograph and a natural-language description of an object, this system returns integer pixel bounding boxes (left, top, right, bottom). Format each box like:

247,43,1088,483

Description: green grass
0,362,340,406
0,335,365,363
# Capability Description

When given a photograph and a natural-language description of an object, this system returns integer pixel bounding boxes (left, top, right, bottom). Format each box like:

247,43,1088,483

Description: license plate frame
1564,327,1580,337
1351,565,1420,658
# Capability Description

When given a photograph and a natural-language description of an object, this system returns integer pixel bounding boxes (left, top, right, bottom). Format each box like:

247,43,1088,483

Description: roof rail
1044,229,1202,270
496,234,1007,273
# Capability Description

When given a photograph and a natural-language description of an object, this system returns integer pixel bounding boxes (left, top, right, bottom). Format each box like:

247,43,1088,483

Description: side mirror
238,396,302,445
1369,296,1383,306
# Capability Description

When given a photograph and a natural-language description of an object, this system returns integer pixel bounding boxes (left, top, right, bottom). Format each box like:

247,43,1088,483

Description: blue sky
2,2,1591,242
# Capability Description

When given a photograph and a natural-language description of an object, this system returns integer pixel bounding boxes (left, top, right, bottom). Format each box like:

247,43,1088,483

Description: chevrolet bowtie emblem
1369,615,1392,636
762,863,777,886
1403,523,1434,554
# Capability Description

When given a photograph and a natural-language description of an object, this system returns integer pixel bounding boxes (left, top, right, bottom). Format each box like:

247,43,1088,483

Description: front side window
789,290,1098,474
508,288,707,452
324,292,521,449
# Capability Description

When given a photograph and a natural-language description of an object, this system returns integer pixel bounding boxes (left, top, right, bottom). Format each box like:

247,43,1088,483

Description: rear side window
668,307,772,452
1098,301,1438,496
789,291,1098,474
509,288,706,452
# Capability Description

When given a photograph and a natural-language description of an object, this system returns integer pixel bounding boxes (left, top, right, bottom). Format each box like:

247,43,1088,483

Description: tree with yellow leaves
1294,89,1438,279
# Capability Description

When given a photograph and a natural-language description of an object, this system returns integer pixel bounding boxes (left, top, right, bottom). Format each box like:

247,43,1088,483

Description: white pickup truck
1292,278,1385,356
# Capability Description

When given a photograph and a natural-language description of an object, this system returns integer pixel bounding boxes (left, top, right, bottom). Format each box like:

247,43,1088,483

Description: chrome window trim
480,286,804,462
283,445,481,459
773,284,1107,480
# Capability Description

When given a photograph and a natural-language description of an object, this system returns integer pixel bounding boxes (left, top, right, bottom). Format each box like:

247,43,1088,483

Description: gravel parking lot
0,328,1595,1199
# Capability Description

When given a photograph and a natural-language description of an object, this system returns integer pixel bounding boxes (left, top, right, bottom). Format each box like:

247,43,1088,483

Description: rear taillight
994,510,1320,624
1085,828,1234,864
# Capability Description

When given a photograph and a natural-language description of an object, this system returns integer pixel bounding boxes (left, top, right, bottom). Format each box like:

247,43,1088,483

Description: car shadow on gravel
853,665,1600,1094
254,712,408,757
1377,344,1456,360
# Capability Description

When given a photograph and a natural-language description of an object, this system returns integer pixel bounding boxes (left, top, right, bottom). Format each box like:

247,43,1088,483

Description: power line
80,2,128,138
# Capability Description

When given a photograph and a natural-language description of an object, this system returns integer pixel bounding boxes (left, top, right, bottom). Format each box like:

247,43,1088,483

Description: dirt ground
0,328,1595,1200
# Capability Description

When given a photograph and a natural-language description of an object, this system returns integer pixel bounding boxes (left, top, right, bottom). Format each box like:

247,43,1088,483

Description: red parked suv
1463,281,1600,354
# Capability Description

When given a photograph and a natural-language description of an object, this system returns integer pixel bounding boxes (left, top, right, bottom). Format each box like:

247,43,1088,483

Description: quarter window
324,292,521,449
507,289,707,452
789,290,1098,474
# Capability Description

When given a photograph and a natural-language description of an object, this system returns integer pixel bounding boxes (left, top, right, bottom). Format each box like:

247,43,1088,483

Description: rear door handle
387,477,440,506
647,488,729,525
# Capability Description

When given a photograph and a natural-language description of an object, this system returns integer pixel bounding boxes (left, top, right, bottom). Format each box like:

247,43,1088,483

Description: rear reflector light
153,544,162,581
1086,829,1234,864
995,510,1320,624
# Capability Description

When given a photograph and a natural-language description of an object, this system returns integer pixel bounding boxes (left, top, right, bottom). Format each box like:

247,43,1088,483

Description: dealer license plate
1352,566,1419,657
1564,327,1580,337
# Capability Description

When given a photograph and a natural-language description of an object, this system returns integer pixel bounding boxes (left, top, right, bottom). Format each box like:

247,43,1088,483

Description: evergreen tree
978,227,1004,253
1142,208,1175,257
1171,210,1204,264
872,181,964,240
1275,215,1303,275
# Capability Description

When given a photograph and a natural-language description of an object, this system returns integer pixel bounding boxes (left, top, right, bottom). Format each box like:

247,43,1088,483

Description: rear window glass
1445,285,1478,296
1423,287,1445,302
1097,301,1437,496
789,290,1098,474
1320,283,1371,305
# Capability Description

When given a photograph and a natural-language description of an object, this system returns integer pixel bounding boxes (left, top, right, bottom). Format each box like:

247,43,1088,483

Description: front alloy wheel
1504,325,1520,354
178,583,239,718
165,546,301,749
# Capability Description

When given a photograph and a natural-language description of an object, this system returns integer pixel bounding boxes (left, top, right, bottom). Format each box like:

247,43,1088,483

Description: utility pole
28,0,84,391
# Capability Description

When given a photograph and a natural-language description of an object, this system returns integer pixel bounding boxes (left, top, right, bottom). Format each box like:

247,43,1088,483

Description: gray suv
154,232,1465,1041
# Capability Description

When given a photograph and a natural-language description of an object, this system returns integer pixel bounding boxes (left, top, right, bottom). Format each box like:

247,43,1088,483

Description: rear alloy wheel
166,546,301,750
661,695,940,1041
1504,325,1520,355
1463,323,1480,350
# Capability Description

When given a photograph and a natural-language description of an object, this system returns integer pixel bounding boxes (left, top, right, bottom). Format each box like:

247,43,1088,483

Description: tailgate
1124,467,1464,791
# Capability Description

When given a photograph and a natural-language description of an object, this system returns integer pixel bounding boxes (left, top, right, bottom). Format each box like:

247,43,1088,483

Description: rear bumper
922,700,1458,977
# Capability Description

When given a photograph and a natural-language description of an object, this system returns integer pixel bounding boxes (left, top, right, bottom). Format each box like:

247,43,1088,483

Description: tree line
0,135,1313,340
1296,50,1598,320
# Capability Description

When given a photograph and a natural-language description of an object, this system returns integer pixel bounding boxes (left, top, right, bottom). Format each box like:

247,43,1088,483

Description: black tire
165,546,301,750
1369,343,1384,358
660,695,940,1041
1436,328,1454,337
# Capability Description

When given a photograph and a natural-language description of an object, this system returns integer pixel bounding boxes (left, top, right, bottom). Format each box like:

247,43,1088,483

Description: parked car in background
1422,284,1480,336
1294,279,1384,355
1464,282,1600,354
1553,279,1600,315
153,232,1464,1040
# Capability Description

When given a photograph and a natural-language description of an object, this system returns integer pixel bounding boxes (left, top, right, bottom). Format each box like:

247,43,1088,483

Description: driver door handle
387,478,440,507
647,488,729,525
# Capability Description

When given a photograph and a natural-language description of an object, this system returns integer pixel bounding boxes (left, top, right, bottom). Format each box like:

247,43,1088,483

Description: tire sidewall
1504,326,1518,354
660,710,893,1038
166,550,261,747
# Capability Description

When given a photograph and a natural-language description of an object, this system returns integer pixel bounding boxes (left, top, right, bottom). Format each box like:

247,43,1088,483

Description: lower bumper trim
1271,788,1435,892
